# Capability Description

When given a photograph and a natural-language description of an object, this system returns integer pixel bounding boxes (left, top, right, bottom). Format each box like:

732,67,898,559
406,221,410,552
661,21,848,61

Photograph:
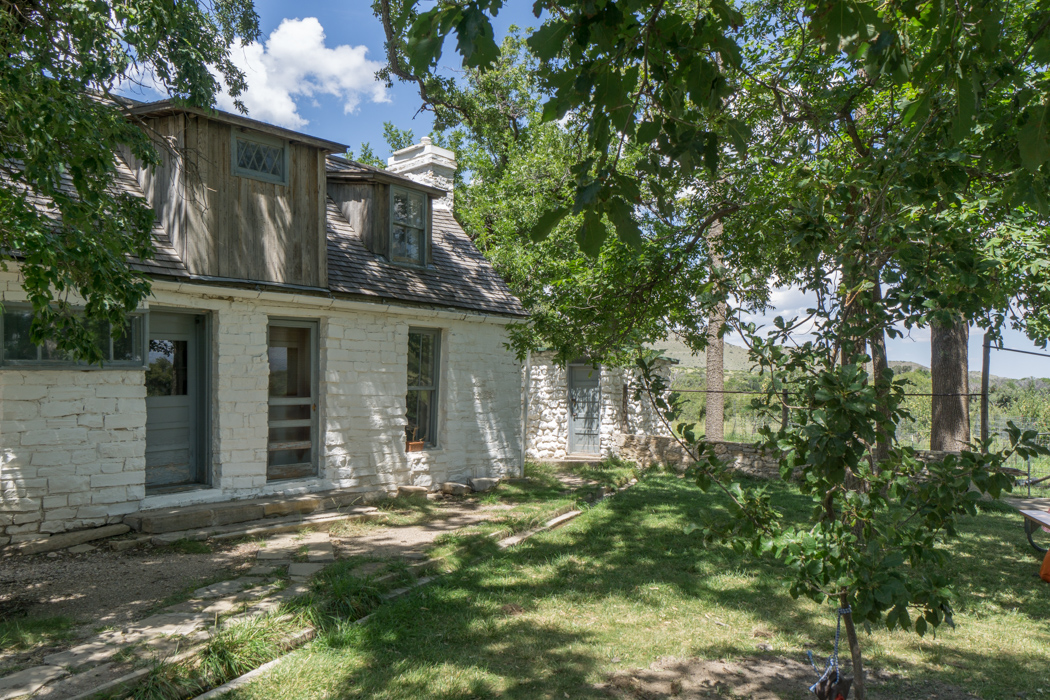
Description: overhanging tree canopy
0,0,259,362
379,1,1050,697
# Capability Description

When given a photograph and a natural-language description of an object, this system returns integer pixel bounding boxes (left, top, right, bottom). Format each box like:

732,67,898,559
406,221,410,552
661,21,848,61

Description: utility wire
995,345,1050,359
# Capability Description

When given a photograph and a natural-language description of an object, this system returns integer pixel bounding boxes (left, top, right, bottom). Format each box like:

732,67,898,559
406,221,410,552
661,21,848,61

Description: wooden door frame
265,317,320,481
567,362,601,455
145,309,212,491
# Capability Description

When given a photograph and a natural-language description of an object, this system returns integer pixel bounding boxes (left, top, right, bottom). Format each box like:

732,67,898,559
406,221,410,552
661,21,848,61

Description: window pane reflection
146,339,188,396
268,326,311,398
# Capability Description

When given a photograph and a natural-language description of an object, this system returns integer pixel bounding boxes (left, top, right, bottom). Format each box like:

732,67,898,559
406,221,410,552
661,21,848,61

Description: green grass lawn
209,475,1050,699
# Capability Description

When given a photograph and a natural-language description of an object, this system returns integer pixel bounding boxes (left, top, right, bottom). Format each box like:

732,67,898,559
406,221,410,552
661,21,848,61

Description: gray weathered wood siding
124,115,327,288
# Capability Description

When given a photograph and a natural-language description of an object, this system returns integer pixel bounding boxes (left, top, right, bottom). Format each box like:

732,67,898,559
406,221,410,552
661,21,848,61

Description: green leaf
526,21,571,61
575,210,608,257
573,180,603,214
605,197,643,248
901,92,930,127
456,7,499,69
1019,103,1050,173
406,8,450,73
529,207,569,242
726,118,752,156
636,120,661,144
953,75,977,142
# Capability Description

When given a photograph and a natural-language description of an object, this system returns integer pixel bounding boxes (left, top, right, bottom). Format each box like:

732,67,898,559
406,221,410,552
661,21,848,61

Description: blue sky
215,1,542,158
739,287,1050,380
121,1,1050,379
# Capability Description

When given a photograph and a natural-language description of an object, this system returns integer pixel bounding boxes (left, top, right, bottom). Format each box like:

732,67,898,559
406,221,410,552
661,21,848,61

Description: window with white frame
406,328,439,448
232,131,287,185
0,308,145,367
390,186,428,266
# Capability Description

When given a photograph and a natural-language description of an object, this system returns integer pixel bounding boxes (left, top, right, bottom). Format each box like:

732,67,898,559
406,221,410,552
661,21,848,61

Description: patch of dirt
597,656,979,700
0,541,257,628
0,500,523,679
331,502,512,558
0,502,514,632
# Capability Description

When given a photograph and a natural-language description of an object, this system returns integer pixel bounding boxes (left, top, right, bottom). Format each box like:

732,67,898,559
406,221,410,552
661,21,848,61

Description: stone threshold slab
150,509,384,545
126,489,389,534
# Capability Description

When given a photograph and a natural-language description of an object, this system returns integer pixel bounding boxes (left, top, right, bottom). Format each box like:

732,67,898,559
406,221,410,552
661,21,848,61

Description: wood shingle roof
13,146,525,318
325,200,526,317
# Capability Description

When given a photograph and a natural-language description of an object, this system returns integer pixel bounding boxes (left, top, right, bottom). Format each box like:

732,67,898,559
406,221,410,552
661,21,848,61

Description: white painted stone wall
0,274,523,543
0,371,146,545
524,352,671,462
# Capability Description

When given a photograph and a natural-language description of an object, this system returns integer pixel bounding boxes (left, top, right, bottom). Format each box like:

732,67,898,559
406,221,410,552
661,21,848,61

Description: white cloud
216,18,389,129
735,285,820,345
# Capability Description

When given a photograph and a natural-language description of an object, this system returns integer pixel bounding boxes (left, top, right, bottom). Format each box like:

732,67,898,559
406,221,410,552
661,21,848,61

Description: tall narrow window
406,328,439,449
390,187,427,266
267,321,318,481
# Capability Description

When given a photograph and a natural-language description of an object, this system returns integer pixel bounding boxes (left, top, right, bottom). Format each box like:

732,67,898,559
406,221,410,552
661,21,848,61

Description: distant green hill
648,336,754,371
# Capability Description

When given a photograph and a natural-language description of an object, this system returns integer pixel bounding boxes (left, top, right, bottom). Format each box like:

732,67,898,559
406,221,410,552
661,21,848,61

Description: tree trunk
840,592,866,700
706,221,725,441
869,276,890,467
931,317,970,451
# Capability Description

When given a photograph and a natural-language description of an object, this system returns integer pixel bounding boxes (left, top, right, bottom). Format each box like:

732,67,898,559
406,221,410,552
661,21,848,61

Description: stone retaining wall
619,435,964,479
617,434,783,478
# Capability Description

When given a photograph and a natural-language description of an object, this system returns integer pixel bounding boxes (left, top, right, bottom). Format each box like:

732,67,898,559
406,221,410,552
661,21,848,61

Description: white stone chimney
387,136,456,209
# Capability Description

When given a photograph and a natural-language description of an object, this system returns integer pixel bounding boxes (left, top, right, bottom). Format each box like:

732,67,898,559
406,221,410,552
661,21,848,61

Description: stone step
9,524,131,556
548,457,606,467
149,508,383,545
125,488,389,534
0,665,67,700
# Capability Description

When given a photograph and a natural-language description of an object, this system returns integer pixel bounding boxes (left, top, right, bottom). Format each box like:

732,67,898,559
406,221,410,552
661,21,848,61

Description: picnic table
1019,509,1050,554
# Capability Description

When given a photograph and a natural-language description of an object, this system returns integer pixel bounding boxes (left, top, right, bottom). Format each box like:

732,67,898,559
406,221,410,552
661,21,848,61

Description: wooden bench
1019,510,1050,553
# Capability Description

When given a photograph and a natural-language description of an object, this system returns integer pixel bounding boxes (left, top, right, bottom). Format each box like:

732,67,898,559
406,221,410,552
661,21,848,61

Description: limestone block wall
321,314,521,492
524,353,671,461
618,435,783,478
0,274,523,544
0,371,146,545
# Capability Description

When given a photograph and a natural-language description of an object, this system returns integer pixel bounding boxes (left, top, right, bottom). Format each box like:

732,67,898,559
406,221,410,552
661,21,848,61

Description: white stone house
0,102,527,546
524,352,672,462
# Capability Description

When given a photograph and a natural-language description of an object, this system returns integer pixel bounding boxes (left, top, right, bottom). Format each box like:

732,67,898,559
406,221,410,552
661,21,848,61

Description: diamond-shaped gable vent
237,138,284,180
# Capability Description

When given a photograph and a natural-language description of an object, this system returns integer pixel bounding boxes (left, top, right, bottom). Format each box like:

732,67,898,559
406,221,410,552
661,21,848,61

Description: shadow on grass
227,476,1050,700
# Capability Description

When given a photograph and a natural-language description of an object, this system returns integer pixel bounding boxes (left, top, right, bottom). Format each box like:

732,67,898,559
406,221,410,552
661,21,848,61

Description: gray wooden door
145,312,206,490
568,365,601,454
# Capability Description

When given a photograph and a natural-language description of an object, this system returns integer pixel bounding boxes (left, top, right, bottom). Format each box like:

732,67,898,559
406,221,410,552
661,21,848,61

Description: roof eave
125,100,348,152
325,170,446,198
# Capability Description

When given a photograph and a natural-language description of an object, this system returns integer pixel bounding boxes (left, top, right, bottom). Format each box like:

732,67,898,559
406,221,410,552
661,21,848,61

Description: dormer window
232,130,287,185
390,186,428,266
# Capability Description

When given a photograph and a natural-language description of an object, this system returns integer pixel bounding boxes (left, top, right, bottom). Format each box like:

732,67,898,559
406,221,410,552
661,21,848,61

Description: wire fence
667,341,1050,489
669,385,1050,490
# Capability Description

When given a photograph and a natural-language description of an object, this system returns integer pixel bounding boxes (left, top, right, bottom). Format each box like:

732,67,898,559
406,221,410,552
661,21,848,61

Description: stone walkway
1,502,514,700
